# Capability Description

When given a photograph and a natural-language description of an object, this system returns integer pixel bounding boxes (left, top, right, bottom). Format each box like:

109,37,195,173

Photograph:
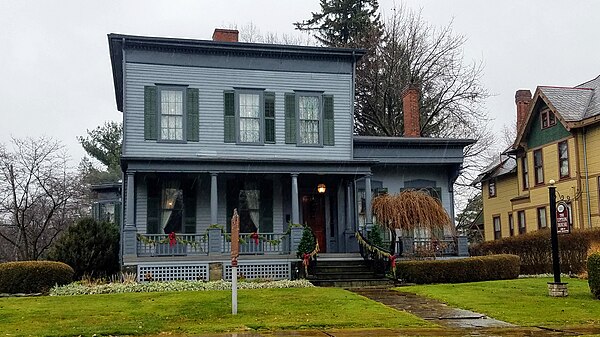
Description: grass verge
0,287,429,336
397,277,600,328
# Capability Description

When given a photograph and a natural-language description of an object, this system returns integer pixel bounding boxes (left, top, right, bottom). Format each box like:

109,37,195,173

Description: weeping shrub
48,217,120,279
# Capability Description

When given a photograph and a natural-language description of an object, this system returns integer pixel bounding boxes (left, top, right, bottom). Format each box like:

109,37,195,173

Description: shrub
396,254,520,284
589,252,600,299
296,226,316,258
0,261,74,294
470,228,600,275
48,217,120,279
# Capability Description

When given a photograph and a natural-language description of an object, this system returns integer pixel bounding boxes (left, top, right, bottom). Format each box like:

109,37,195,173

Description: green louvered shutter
284,93,296,144
264,92,275,143
146,178,160,234
260,179,273,233
183,181,197,234
224,91,235,143
186,88,199,142
323,95,335,146
144,86,158,140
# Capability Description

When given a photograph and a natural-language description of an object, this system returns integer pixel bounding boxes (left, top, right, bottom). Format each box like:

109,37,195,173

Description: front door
301,194,326,253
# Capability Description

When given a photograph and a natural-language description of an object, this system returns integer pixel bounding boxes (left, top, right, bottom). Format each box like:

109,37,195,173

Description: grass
0,287,429,336
397,277,600,328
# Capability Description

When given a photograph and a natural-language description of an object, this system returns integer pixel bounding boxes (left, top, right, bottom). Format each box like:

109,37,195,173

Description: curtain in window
299,96,320,144
239,94,260,143
160,90,183,140
161,181,182,233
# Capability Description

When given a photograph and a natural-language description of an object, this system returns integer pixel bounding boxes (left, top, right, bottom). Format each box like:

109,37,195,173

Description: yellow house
476,75,600,241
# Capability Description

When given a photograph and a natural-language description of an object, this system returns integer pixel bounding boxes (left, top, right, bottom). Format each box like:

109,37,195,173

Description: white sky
1,0,598,167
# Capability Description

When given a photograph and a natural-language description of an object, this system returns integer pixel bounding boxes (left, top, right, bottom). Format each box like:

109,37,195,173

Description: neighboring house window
488,179,497,198
160,88,185,141
534,149,544,184
521,155,529,189
238,92,262,143
298,94,321,145
541,110,556,129
518,210,526,234
537,207,547,229
508,213,514,236
558,140,569,178
493,216,501,240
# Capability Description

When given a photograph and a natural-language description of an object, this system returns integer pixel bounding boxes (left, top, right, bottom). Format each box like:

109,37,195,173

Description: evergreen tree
77,121,122,183
296,226,316,258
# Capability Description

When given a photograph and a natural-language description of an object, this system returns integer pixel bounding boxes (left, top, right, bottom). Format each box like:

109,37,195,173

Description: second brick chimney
212,28,239,42
515,89,532,133
402,85,421,137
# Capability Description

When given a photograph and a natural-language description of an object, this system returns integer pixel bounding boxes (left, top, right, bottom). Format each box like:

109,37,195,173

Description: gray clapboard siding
124,63,353,160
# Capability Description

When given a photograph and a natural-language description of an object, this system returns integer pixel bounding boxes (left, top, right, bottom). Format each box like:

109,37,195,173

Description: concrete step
310,278,396,288
315,260,366,267
313,271,378,279
314,265,371,273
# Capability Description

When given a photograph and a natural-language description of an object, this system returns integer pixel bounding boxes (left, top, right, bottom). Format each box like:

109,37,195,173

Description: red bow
389,255,397,276
251,232,259,245
168,232,177,247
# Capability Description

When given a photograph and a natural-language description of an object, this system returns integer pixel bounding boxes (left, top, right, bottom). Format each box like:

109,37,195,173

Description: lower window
493,216,501,240
226,178,273,233
147,177,197,234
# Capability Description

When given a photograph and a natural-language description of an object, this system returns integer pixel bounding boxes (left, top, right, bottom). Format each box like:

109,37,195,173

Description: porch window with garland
226,178,273,233
146,177,196,234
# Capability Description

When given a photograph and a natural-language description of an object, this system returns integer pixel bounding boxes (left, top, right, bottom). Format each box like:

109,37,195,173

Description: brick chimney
515,89,532,133
402,85,421,137
212,28,239,42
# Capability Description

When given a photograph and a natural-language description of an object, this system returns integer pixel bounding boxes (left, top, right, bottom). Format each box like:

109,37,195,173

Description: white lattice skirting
223,261,291,280
138,264,209,282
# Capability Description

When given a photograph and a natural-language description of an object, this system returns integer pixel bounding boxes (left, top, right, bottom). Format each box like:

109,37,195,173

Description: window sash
522,156,529,189
508,213,514,236
537,207,547,229
534,150,544,184
493,216,501,240
237,92,262,144
159,89,184,141
298,95,321,145
518,211,526,234
559,141,569,178
488,180,496,197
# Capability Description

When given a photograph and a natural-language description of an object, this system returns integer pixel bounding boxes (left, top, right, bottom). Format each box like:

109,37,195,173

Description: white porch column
291,173,299,224
210,172,218,225
365,174,373,232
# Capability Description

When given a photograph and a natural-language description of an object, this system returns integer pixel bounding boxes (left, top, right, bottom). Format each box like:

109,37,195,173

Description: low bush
396,254,520,284
470,228,600,274
48,217,120,279
0,261,74,294
589,252,600,299
50,279,314,296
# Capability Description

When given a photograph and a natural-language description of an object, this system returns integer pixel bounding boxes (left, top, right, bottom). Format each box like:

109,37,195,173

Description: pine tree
296,226,316,258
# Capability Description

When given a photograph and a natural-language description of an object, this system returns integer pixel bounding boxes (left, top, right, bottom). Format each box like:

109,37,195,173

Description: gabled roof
514,74,600,147
471,153,516,185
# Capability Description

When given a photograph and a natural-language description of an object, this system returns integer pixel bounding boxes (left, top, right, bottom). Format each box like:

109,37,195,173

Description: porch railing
137,234,208,257
222,233,290,255
385,237,463,257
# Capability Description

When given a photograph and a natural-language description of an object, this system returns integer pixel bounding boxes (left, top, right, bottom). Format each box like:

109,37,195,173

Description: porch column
123,171,137,257
365,174,373,232
291,173,299,224
210,172,218,225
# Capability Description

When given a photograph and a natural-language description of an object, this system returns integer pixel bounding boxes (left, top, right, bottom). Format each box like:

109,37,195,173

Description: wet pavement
350,287,515,329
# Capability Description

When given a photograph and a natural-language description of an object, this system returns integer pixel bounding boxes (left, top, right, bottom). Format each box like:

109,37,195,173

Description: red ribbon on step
168,232,177,247
251,232,259,245
389,255,397,276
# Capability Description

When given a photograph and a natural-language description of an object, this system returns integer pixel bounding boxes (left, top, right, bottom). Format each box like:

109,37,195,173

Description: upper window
537,207,547,229
521,155,529,189
238,92,262,143
298,94,321,145
534,149,544,185
160,88,185,141
541,110,556,129
558,141,570,178
488,179,497,198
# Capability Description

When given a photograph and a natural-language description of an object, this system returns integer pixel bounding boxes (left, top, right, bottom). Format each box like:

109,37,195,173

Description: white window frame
158,86,186,142
235,90,264,145
296,92,323,146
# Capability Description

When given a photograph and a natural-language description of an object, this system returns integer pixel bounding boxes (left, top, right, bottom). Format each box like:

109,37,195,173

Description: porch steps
309,259,395,288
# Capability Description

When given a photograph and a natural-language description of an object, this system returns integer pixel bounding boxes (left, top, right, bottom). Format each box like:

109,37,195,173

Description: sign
231,208,239,315
556,202,570,234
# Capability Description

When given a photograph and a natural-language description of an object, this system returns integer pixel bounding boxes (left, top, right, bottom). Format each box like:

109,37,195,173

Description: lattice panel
138,264,208,282
224,262,291,280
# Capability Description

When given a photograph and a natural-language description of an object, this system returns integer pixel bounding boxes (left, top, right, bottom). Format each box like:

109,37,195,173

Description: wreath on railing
356,231,397,277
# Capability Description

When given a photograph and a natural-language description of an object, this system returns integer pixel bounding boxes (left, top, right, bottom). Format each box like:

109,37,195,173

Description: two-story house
476,75,600,241
108,29,473,281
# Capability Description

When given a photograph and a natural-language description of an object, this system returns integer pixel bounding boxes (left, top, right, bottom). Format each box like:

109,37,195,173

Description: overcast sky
1,0,598,167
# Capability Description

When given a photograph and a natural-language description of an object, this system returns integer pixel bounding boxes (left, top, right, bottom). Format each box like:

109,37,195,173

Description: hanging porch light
317,183,326,194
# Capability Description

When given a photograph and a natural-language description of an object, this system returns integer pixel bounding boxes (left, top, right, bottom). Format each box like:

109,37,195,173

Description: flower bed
50,279,313,296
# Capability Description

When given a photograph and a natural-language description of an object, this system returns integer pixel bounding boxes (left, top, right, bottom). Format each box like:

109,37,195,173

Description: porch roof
122,156,375,175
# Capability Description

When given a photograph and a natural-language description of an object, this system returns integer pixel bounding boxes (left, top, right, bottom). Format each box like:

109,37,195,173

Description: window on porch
147,177,196,234
226,178,273,233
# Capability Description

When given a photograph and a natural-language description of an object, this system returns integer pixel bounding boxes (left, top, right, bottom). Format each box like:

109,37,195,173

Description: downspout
573,131,585,229
583,127,592,228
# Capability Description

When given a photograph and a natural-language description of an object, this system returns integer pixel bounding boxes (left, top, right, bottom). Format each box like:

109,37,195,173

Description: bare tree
0,137,82,261
231,22,316,46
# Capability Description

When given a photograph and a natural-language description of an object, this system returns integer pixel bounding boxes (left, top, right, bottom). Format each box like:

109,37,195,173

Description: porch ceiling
122,156,375,175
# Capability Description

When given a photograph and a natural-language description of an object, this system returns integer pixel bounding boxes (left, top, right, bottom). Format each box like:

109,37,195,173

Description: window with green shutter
144,86,158,140
323,95,334,146
224,91,235,143
145,85,198,142
264,92,275,143
186,88,199,142
224,90,276,144
284,93,296,144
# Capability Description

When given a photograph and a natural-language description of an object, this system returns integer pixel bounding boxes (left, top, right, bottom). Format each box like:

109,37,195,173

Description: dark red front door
301,194,326,253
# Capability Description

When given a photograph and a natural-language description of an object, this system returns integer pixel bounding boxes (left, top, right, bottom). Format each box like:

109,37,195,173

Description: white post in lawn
231,209,240,315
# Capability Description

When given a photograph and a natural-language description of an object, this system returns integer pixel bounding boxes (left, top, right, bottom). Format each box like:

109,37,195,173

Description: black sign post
547,180,568,297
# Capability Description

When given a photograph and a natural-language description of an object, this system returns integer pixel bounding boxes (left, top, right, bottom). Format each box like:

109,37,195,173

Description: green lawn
0,287,429,336
397,277,600,328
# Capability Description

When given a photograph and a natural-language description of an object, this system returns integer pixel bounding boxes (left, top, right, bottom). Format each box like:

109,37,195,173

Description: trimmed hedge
0,261,74,294
589,253,600,299
396,254,520,284
470,228,600,275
